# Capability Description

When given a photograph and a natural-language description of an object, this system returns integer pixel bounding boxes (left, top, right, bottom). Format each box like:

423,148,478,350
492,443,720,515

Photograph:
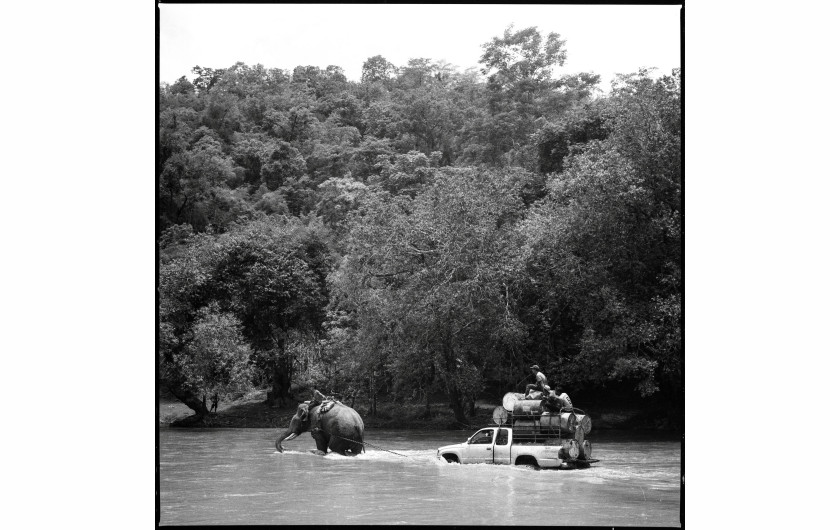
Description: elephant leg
327,432,362,455
312,431,329,454
351,424,365,455
327,437,340,453
328,435,349,455
336,424,364,455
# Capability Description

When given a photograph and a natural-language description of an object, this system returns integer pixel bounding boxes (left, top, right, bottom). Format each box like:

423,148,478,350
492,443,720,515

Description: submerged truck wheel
514,455,539,469
441,454,460,464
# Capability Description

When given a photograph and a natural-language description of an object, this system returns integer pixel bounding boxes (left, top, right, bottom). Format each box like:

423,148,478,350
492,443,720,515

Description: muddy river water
158,428,681,526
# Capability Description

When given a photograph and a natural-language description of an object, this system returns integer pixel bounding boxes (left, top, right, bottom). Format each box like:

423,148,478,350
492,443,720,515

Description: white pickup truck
436,425,598,469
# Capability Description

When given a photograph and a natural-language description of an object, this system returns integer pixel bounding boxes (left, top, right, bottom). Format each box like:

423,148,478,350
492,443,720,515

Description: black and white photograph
9,2,840,529
156,2,683,526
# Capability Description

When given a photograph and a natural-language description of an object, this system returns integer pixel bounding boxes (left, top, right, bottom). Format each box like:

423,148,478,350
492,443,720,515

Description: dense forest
158,27,682,428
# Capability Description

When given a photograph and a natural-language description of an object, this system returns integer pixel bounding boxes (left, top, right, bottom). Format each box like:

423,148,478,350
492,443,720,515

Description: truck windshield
468,429,495,444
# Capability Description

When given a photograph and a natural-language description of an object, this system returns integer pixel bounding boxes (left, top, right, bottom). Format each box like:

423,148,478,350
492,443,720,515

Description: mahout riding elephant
275,392,364,455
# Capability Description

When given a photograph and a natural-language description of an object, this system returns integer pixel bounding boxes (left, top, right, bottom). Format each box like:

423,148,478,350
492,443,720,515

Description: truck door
492,428,511,464
464,428,496,464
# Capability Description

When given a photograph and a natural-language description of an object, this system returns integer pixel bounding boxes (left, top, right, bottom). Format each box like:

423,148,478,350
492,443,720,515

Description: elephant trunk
275,429,299,453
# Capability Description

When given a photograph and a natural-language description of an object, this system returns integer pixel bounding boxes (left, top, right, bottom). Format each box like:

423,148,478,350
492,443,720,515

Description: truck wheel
514,456,539,469
442,454,460,464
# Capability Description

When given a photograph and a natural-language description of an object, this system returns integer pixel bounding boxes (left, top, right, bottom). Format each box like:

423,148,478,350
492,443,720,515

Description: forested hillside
158,27,682,428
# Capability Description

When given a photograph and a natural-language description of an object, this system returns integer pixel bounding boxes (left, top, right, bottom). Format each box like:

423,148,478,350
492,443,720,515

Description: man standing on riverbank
211,393,219,413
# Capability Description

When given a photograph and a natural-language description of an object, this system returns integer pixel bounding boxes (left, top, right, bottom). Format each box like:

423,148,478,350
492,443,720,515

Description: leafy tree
163,304,255,403
159,107,200,161
159,135,236,230
254,188,291,216
348,137,395,179
467,26,595,169
159,237,255,420
316,91,364,129
339,168,528,424
212,62,285,99
169,76,195,96
159,217,332,410
212,218,332,406
264,94,317,143
391,82,464,156
306,119,362,184
231,136,267,186
395,58,435,90
191,65,226,94
293,65,348,100
260,140,307,191
361,55,396,84
520,69,682,423
361,100,399,139
316,176,368,229
368,150,439,196
200,91,243,142
201,187,256,231
534,100,610,174
480,25,567,91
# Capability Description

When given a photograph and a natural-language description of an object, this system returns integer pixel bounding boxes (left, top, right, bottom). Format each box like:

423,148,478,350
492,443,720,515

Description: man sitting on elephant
275,391,365,455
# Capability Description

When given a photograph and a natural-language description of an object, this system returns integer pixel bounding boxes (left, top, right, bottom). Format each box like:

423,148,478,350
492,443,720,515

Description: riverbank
158,388,493,429
159,387,677,431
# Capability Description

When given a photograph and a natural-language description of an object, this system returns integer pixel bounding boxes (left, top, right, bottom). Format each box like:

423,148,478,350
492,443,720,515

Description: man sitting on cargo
543,389,573,412
524,365,549,397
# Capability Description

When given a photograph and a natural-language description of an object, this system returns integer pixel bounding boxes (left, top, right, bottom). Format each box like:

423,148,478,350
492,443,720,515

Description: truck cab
443,427,512,465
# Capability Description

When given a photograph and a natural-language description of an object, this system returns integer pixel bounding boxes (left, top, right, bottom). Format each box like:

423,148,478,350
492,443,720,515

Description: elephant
275,393,365,455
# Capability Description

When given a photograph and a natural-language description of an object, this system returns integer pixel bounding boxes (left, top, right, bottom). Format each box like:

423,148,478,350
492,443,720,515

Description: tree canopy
158,26,682,427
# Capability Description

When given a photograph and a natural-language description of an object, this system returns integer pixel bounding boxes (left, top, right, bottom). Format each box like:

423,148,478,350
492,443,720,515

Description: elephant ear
308,404,323,427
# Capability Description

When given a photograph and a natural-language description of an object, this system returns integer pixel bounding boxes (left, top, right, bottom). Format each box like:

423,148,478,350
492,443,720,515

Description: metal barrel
492,406,509,425
502,392,518,412
539,414,561,428
513,419,539,430
561,439,580,460
581,440,592,460
559,412,578,433
575,424,586,446
512,400,544,416
575,413,592,435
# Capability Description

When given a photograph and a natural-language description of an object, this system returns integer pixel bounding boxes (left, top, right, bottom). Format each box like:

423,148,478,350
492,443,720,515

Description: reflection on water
158,428,681,526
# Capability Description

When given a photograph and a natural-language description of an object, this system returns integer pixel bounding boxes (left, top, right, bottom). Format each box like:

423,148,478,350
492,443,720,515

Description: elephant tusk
276,431,299,453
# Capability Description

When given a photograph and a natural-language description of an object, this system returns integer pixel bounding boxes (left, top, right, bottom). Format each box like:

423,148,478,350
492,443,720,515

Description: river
158,428,681,526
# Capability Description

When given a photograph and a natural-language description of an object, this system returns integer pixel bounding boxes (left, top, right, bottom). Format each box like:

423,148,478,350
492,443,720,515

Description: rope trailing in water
356,438,410,458
311,429,410,458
